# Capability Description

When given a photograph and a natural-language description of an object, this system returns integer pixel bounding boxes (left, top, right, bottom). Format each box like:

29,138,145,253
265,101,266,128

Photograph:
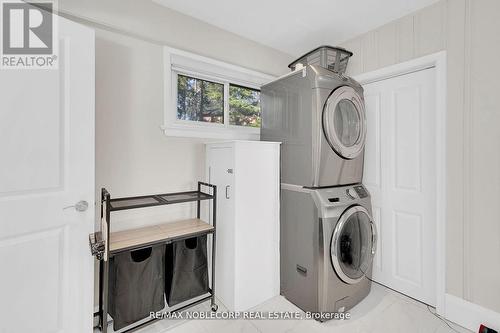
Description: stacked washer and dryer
261,46,377,317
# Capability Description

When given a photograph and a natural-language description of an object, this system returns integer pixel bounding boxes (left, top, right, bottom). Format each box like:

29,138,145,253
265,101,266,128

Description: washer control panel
315,184,370,205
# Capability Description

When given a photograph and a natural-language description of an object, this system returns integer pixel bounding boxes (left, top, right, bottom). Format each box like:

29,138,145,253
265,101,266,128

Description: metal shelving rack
90,181,217,333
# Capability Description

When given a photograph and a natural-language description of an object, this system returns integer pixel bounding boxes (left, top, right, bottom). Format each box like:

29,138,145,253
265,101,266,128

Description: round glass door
323,86,366,159
330,205,376,284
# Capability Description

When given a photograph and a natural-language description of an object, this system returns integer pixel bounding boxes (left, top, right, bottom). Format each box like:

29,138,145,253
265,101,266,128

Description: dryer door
330,205,376,284
323,86,366,159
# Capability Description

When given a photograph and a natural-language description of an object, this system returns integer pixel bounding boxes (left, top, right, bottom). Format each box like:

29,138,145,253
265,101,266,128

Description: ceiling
153,0,439,56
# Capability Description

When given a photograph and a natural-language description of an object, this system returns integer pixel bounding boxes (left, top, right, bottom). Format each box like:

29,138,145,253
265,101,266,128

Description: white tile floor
97,284,471,333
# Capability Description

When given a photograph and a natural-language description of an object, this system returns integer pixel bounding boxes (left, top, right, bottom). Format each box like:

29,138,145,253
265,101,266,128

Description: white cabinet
206,141,280,311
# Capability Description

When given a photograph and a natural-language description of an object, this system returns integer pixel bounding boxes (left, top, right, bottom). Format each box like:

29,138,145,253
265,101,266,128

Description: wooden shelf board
109,218,213,252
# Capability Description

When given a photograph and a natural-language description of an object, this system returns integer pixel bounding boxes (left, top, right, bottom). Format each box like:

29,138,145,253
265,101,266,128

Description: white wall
59,0,291,77
94,29,205,230
340,0,500,315
57,0,292,230
58,0,293,309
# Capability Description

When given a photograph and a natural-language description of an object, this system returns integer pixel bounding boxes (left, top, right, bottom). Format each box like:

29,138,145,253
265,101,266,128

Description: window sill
160,124,260,140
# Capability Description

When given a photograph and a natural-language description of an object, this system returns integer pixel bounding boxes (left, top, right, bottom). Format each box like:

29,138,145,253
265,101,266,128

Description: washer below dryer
280,184,376,317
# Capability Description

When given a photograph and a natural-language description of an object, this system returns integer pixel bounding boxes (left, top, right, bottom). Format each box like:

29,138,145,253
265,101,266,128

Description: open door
0,11,95,333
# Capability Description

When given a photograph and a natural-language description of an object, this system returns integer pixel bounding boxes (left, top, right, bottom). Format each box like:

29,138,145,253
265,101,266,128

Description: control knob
346,188,357,199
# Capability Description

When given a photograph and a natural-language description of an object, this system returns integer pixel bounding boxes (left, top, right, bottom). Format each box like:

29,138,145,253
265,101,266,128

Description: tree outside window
176,74,261,128
229,84,261,128
177,74,224,124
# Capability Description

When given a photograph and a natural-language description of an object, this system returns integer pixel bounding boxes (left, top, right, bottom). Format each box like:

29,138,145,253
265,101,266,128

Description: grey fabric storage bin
165,235,209,306
108,245,165,331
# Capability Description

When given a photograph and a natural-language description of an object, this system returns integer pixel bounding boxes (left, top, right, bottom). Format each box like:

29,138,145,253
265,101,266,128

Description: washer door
331,205,376,284
323,86,366,159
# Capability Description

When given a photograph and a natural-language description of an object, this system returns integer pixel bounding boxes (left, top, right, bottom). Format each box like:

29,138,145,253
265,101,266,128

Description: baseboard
445,293,500,332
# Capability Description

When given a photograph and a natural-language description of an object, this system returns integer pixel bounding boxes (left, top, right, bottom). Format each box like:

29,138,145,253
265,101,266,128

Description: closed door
363,68,437,306
207,147,235,310
0,16,95,332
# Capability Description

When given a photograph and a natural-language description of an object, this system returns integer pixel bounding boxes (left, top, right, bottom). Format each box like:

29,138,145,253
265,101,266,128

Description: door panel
0,229,64,331
0,70,61,194
393,211,423,285
394,85,421,191
207,146,235,310
363,68,436,306
0,16,94,332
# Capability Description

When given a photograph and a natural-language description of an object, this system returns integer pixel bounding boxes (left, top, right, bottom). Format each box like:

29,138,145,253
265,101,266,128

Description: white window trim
161,46,275,140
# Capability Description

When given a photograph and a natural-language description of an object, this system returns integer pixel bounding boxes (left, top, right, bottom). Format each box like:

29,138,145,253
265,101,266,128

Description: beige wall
340,0,500,313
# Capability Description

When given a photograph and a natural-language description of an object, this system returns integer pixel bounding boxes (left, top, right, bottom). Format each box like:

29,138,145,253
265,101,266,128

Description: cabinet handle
225,185,230,199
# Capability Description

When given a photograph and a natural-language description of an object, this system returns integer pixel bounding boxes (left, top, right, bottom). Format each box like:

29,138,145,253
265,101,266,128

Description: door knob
63,200,89,212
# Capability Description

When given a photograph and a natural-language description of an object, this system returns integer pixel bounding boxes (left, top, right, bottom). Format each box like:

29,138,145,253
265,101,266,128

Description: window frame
163,46,274,140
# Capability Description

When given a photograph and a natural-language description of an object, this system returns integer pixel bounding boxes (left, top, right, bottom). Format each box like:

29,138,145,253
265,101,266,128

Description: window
229,84,261,128
163,47,274,139
175,73,261,127
177,75,224,124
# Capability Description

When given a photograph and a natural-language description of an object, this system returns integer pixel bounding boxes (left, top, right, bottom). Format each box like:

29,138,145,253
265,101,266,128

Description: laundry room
1,0,500,333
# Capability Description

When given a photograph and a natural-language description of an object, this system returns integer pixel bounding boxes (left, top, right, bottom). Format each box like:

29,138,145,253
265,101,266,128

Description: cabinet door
207,146,235,310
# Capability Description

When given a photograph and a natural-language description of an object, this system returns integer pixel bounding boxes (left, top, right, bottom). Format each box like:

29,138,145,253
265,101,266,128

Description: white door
207,146,235,310
0,16,95,333
363,68,437,306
